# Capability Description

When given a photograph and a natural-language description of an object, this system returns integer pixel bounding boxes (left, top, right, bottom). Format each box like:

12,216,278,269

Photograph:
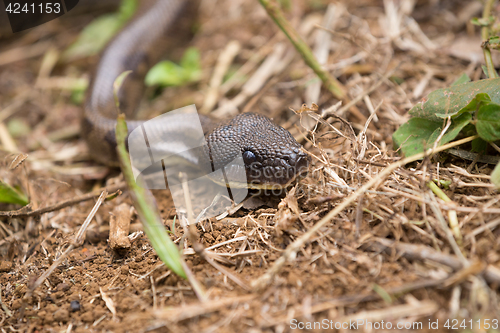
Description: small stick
335,66,397,117
180,174,250,291
154,295,255,322
109,203,132,250
201,41,241,114
427,181,462,244
481,0,499,78
0,183,124,218
365,237,500,285
262,279,445,327
258,0,345,99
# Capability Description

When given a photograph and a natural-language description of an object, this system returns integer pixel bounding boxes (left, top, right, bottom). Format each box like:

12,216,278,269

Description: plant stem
482,0,499,78
258,0,345,99
427,181,462,244
115,114,187,279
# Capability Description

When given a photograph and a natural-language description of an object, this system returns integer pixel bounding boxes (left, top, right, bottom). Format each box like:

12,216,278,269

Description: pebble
70,300,81,312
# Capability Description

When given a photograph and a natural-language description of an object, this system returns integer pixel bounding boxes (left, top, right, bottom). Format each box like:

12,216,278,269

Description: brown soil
1,0,499,332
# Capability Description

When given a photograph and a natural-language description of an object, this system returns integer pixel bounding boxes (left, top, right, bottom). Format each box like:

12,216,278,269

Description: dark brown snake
82,0,310,189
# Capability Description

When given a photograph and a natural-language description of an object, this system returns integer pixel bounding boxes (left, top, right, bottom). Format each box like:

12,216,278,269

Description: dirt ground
1,0,500,332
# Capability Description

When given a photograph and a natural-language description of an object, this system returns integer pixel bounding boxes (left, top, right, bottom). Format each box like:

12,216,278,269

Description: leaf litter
0,0,499,332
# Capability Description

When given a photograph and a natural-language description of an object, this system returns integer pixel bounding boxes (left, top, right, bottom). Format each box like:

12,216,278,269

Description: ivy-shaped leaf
393,112,472,157
145,47,201,87
476,101,500,142
409,78,500,121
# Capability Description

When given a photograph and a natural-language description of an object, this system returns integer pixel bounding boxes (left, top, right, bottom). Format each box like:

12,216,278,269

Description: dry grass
0,0,499,332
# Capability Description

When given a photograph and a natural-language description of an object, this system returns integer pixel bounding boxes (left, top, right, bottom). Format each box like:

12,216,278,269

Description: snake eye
242,150,256,164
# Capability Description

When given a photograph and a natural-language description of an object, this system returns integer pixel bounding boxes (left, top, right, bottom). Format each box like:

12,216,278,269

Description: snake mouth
207,152,311,190
208,170,307,190
246,166,309,190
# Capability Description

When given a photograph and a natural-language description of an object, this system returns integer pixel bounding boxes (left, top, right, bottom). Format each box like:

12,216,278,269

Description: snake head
205,113,311,189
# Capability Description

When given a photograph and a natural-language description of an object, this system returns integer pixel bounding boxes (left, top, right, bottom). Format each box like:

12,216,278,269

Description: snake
82,0,310,189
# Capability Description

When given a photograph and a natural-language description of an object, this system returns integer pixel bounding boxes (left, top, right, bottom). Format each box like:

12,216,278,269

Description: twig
426,192,467,264
201,41,240,114
335,66,397,117
153,295,255,322
305,3,343,105
447,149,500,164
180,174,250,291
466,216,500,239
0,184,123,218
251,135,478,290
0,41,52,67
364,237,500,285
481,0,499,78
258,0,345,99
427,181,461,244
212,43,288,117
178,173,207,301
263,279,445,327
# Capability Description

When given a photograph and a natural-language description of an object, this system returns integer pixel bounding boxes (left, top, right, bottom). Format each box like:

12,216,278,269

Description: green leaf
436,179,452,189
63,0,137,61
458,93,491,113
491,162,500,189
476,101,500,142
0,181,29,206
429,112,472,145
451,73,471,86
409,78,500,121
145,47,201,87
489,36,500,50
393,118,442,156
145,61,187,86
393,113,472,157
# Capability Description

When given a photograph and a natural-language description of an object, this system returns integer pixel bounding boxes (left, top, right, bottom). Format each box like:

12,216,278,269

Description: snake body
82,0,310,189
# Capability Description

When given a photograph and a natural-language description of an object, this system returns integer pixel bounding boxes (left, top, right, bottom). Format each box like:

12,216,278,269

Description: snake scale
82,0,310,189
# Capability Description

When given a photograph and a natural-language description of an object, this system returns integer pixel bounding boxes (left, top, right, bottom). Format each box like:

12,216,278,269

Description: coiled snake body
82,0,310,189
